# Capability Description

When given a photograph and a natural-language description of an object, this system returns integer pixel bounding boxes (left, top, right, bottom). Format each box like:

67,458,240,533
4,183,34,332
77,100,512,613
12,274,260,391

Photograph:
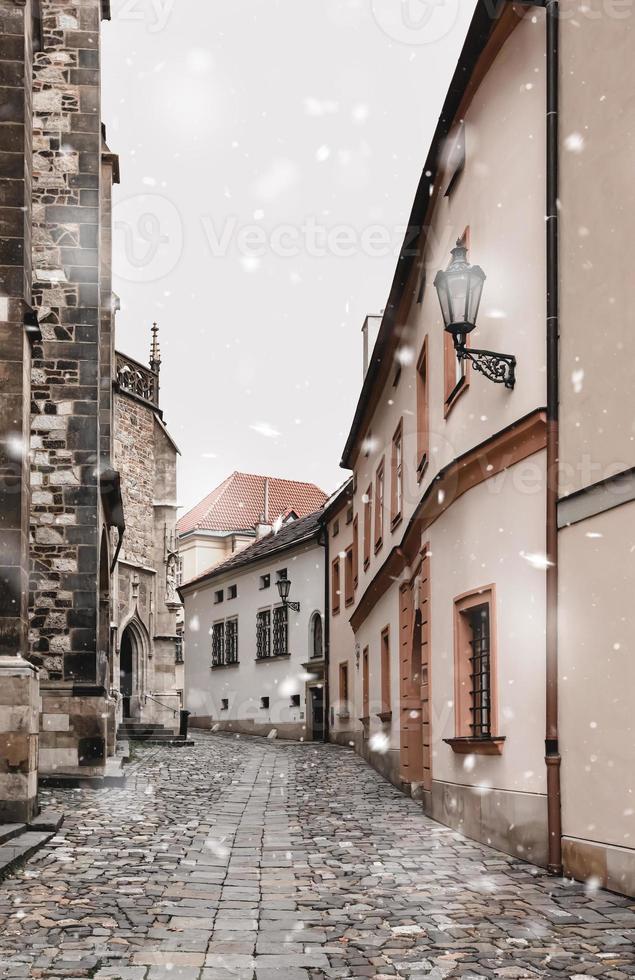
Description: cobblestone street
0,734,634,980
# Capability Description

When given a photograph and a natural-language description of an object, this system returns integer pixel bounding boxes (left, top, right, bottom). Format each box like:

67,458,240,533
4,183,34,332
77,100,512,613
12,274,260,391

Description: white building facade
180,512,327,741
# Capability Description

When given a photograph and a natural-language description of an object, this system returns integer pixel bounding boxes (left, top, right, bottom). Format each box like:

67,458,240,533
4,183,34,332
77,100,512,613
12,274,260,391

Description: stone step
0,830,53,879
0,824,26,846
29,809,64,833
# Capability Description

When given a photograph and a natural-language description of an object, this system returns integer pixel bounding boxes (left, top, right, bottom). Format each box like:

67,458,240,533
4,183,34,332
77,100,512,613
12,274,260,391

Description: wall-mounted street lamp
276,575,300,612
434,240,516,389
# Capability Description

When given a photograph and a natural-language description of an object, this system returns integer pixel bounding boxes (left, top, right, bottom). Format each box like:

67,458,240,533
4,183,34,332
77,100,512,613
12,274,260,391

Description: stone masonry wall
114,392,154,569
29,0,104,686
0,0,35,659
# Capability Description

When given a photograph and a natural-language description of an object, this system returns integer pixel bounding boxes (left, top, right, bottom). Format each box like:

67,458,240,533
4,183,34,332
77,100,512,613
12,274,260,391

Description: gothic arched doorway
120,625,136,719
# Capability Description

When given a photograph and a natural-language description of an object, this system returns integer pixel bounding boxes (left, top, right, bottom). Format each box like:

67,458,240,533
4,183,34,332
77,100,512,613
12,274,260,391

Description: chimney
362,314,383,379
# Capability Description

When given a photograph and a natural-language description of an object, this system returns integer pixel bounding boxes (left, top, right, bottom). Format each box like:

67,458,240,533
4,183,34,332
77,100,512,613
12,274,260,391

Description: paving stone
0,734,634,979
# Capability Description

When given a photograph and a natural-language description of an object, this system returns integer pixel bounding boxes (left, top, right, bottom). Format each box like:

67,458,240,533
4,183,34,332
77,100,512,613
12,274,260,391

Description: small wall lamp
276,575,300,612
434,240,516,389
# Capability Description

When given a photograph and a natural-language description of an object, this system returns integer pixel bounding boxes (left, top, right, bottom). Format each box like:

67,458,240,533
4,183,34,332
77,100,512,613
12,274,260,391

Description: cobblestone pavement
0,735,634,980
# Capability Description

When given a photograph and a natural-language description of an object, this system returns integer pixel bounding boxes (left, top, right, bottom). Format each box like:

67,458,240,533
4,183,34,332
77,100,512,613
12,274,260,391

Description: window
176,555,183,588
211,622,225,667
339,662,349,704
344,546,354,607
260,574,270,590
290,694,301,708
273,605,288,656
175,627,184,665
225,618,239,664
221,698,229,711
391,420,403,528
332,519,340,537
228,584,237,600
380,627,391,719
352,516,359,588
374,460,385,553
332,557,341,616
256,609,271,660
416,338,429,478
346,504,353,525
362,647,370,720
363,485,372,570
214,589,224,604
454,587,498,742
276,568,287,582
260,696,270,709
311,613,323,660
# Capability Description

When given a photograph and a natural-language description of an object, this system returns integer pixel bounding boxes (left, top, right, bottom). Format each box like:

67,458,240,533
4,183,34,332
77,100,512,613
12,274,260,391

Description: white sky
102,0,478,513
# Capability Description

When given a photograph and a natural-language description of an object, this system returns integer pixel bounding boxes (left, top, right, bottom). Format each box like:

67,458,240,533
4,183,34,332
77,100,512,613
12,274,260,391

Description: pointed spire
150,321,161,373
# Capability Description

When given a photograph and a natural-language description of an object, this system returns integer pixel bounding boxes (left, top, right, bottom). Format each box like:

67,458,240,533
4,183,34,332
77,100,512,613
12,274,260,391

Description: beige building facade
328,0,635,894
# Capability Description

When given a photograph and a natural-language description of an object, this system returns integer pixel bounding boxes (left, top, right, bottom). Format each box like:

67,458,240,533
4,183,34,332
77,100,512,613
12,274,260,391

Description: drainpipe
321,523,330,745
545,0,562,876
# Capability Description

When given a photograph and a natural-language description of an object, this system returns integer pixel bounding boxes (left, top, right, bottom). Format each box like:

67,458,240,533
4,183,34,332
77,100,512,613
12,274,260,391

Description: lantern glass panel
448,271,469,325
434,273,452,328
466,266,485,325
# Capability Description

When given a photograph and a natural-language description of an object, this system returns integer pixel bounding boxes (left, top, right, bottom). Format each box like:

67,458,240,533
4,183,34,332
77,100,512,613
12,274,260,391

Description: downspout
545,0,562,875
321,523,330,745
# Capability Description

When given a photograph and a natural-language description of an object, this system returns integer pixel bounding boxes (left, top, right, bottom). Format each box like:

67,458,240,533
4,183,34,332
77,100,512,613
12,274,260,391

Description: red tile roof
179,509,324,591
177,472,327,536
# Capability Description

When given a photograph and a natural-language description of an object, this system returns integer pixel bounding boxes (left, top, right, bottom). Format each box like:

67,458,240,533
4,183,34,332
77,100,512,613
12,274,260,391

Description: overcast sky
102,0,478,514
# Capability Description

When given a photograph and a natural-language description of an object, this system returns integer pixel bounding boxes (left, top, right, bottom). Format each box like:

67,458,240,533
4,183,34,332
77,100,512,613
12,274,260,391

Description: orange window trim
352,516,359,588
453,585,498,740
344,545,354,607
380,625,391,717
339,661,349,703
416,338,429,479
374,458,385,553
331,557,341,615
362,646,370,720
391,419,403,530
363,484,372,569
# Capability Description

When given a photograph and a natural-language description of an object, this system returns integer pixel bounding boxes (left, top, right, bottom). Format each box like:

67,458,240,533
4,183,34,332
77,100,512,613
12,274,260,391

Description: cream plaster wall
559,4,635,496
430,452,547,797
180,532,256,584
559,501,635,852
350,14,547,599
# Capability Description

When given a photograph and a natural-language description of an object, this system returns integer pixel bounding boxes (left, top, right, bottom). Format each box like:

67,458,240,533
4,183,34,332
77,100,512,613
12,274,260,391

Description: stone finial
150,322,161,373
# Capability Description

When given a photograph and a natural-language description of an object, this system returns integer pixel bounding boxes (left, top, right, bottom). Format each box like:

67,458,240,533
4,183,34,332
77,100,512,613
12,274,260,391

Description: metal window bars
211,623,225,667
256,610,272,660
273,605,288,657
225,619,239,664
468,603,491,738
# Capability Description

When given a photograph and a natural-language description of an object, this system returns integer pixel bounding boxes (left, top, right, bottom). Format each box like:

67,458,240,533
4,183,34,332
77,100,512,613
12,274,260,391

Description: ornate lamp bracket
284,600,301,613
456,344,517,390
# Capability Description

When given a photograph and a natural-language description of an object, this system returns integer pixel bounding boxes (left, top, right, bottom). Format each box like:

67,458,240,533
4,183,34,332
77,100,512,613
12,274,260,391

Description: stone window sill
211,662,240,670
444,736,506,756
255,653,291,663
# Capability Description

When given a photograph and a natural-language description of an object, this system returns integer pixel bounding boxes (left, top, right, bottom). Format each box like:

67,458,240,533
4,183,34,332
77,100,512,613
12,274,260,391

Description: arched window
311,613,323,660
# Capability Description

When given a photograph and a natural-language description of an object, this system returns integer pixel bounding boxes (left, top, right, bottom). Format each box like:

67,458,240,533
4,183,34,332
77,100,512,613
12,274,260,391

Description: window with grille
225,618,239,664
256,609,271,659
453,587,497,742
467,604,491,738
273,605,288,656
211,622,225,666
311,613,323,660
